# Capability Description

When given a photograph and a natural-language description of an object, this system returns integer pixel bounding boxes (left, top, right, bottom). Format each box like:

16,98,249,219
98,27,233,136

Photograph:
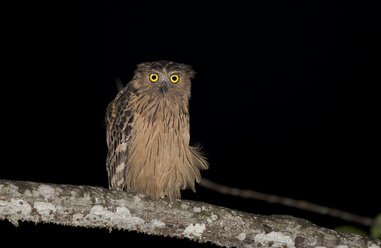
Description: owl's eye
170,75,180,84
149,73,159,83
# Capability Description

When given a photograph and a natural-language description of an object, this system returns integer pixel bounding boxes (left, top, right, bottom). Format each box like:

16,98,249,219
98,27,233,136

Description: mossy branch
0,179,379,248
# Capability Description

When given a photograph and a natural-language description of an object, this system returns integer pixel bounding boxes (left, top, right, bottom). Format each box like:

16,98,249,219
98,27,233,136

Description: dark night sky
1,1,379,246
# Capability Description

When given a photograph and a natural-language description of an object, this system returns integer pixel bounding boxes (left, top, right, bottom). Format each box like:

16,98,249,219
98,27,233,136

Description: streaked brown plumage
106,61,208,200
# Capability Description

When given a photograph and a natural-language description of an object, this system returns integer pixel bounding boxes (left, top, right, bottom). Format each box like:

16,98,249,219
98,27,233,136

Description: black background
1,1,379,246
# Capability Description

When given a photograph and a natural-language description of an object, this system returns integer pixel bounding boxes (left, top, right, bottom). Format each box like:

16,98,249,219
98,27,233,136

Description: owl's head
132,60,195,99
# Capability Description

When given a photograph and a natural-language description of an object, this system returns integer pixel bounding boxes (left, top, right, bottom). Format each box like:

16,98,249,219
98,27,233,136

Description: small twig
200,179,374,227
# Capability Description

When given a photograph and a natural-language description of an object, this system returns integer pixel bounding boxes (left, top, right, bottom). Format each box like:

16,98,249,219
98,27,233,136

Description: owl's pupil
152,75,157,80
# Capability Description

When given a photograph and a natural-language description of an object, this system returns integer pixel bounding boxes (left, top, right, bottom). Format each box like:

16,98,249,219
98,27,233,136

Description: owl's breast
126,97,191,185
129,96,190,150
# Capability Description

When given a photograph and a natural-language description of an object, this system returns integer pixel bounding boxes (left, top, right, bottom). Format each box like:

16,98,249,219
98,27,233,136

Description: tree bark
0,179,379,248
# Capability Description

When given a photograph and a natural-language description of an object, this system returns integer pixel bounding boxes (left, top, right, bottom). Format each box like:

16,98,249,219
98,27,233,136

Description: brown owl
106,61,208,200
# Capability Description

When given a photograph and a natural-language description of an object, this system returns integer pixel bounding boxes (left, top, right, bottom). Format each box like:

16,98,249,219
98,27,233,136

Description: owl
106,61,208,200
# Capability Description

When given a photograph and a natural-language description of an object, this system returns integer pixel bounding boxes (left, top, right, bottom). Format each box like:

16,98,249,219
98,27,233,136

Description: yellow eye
149,73,159,82
170,74,179,83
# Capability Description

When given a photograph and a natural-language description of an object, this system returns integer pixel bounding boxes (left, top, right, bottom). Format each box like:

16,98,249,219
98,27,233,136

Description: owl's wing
105,86,134,190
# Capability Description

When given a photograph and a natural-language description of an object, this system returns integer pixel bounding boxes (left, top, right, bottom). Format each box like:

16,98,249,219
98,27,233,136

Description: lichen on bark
0,179,380,248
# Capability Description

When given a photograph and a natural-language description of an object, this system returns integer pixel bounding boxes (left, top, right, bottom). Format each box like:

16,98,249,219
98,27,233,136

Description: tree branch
0,179,379,248
200,179,374,227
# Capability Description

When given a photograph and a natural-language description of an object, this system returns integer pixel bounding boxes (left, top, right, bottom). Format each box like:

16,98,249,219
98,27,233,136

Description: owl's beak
160,83,168,96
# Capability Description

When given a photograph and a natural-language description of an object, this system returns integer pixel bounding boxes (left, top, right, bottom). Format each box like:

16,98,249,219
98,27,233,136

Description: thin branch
200,179,374,227
0,179,379,248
